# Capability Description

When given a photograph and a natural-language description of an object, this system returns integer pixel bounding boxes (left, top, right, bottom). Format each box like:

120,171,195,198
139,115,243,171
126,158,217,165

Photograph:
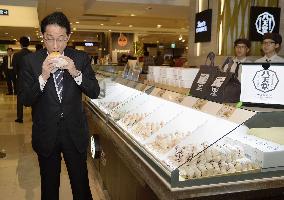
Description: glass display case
87,78,284,190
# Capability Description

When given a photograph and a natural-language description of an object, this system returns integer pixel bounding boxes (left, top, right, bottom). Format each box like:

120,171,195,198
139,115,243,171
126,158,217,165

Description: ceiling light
182,39,185,42
186,46,189,49
181,27,185,30
71,31,73,34
13,39,17,41
116,22,121,25
75,21,79,24
129,25,133,27
100,24,104,26
179,34,183,40
156,41,159,43
4,32,8,35
70,22,73,25
108,30,112,32
73,27,77,31
84,40,86,42
157,24,162,28
41,40,43,42
130,14,136,17
72,40,74,42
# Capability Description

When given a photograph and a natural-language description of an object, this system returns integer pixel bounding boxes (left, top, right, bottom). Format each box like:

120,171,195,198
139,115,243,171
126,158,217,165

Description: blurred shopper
154,51,164,66
35,44,44,51
18,11,100,200
223,38,251,81
255,33,284,63
2,48,16,95
142,51,154,74
14,36,32,123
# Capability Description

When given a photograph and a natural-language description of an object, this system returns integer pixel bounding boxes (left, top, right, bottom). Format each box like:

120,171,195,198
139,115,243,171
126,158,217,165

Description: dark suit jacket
1,55,13,75
13,48,32,75
19,48,100,157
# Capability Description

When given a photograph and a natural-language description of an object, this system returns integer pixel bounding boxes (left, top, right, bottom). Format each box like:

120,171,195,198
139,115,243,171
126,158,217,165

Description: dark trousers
16,94,23,120
37,124,93,200
6,69,16,94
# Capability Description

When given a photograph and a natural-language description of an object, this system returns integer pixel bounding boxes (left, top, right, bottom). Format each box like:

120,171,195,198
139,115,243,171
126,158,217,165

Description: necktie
54,69,64,102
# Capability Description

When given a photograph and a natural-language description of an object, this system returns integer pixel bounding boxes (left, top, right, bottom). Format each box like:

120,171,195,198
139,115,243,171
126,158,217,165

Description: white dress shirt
223,57,251,81
255,54,284,63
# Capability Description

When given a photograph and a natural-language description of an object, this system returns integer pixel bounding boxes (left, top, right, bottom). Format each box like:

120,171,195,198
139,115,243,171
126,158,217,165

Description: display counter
84,78,284,200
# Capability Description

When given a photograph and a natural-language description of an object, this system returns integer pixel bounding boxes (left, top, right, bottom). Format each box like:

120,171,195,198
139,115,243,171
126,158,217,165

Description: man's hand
59,56,80,77
41,57,58,81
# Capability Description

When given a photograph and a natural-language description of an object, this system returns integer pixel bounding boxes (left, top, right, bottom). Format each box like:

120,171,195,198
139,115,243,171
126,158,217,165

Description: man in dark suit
2,47,16,95
14,36,32,123
18,12,100,200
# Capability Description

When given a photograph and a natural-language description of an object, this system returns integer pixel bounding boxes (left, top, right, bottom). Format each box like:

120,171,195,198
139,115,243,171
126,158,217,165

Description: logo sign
0,9,8,16
195,9,212,43
255,12,275,35
240,63,284,105
249,7,281,41
253,70,279,93
84,42,94,47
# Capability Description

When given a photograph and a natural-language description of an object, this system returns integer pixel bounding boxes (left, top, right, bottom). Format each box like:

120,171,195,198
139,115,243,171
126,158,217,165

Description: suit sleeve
18,56,42,107
78,53,100,99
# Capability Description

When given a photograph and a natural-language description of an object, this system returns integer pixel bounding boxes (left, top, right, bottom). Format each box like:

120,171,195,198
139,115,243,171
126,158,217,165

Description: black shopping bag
190,52,219,99
205,57,241,103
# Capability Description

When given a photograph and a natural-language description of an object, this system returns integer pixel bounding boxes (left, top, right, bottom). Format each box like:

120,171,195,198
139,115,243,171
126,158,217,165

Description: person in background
35,44,44,51
18,11,100,200
1,48,16,95
154,51,164,66
118,54,128,65
142,51,154,74
223,38,251,81
14,36,32,123
255,33,284,63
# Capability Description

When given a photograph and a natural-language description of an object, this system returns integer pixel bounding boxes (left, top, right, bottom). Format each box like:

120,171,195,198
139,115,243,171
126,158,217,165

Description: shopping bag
190,52,219,99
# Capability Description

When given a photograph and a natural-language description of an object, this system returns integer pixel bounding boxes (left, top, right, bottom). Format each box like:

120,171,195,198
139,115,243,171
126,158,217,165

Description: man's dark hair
234,38,251,48
41,12,71,35
35,44,43,51
19,36,30,47
263,33,282,45
7,47,13,51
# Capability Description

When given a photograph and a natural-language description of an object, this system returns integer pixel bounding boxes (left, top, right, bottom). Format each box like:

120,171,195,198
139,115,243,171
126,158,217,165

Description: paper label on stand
241,64,284,105
216,105,236,119
192,99,208,110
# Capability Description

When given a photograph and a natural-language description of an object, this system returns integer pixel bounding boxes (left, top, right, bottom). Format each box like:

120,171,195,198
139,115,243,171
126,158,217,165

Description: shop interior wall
187,0,283,67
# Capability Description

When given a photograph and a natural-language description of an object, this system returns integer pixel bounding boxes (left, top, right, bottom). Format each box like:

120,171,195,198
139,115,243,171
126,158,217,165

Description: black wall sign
195,9,212,43
249,6,281,41
0,9,8,16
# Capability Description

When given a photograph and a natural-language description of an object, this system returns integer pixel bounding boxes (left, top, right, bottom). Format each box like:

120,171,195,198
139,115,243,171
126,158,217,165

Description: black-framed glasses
262,41,275,46
44,37,68,44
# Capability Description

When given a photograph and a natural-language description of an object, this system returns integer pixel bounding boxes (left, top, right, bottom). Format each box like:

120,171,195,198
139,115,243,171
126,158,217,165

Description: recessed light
116,22,121,25
129,25,133,27
130,14,135,17
108,30,112,32
75,21,79,24
4,32,8,35
73,28,77,31
100,24,104,26
157,24,162,28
